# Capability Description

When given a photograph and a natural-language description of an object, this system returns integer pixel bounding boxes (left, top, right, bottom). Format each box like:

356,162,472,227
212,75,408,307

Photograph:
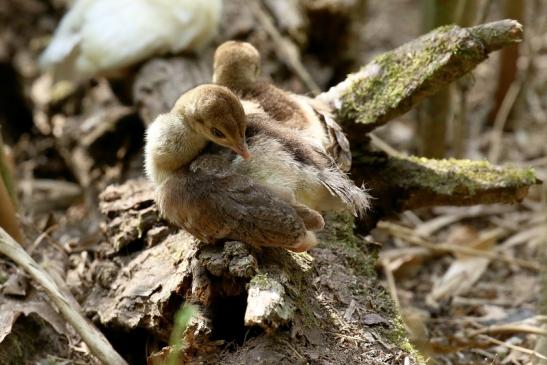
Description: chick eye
211,128,225,138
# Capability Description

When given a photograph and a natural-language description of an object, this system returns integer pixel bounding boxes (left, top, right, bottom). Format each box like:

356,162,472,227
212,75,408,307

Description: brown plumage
213,40,352,172
159,160,320,251
145,84,321,252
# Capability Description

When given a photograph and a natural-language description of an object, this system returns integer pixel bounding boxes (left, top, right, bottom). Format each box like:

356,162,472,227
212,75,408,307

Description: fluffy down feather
40,0,222,80
157,156,319,251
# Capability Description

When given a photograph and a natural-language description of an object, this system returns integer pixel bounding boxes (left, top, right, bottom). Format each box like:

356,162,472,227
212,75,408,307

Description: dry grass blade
381,258,401,310
452,296,514,306
368,132,403,157
478,334,547,361
429,255,490,303
416,214,467,237
417,205,513,236
488,80,522,164
470,324,547,338
498,224,544,250
377,221,540,272
0,228,128,365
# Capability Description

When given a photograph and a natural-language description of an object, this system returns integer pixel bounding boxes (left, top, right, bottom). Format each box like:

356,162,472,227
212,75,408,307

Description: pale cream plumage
40,0,222,81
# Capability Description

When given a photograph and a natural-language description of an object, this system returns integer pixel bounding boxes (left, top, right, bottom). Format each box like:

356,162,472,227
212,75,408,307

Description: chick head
213,40,261,86
175,84,250,160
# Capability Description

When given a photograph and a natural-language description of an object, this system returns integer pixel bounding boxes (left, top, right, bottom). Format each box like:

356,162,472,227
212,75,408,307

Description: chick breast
40,0,222,81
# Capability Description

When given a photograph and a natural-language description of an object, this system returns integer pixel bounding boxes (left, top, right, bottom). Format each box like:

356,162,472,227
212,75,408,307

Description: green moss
335,24,486,131
318,214,419,356
384,316,417,355
280,253,319,328
319,213,377,278
250,258,319,329
376,306,419,358
250,273,274,289
390,156,537,196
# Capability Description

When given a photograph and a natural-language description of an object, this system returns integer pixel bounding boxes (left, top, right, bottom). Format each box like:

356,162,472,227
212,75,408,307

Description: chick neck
213,65,256,91
145,112,208,184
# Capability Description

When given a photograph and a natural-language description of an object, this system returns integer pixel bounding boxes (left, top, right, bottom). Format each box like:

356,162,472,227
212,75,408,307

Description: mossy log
351,149,540,229
315,18,539,221
90,180,415,364
318,19,524,139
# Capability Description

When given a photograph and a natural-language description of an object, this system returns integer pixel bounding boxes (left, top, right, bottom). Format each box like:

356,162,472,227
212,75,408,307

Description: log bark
315,18,538,231
351,148,540,230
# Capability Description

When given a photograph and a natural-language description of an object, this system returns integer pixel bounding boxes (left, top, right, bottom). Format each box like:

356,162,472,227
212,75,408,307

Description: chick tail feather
320,168,370,217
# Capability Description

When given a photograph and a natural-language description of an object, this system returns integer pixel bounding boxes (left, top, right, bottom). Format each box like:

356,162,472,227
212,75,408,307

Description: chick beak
232,142,251,160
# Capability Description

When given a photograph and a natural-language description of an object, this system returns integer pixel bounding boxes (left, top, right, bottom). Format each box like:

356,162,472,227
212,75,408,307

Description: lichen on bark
318,20,523,135
352,152,539,230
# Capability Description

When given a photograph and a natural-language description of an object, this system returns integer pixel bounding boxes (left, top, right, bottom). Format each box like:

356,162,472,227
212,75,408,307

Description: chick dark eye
211,128,225,138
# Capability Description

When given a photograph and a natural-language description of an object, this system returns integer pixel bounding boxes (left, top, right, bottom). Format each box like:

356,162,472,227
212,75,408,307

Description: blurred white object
40,0,222,81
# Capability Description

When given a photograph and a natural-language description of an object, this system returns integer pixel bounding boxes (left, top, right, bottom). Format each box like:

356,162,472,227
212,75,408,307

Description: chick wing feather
156,159,306,248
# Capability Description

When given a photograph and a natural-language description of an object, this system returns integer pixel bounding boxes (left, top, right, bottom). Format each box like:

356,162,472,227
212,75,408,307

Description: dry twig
470,324,547,338
478,334,547,361
380,258,401,310
377,221,540,272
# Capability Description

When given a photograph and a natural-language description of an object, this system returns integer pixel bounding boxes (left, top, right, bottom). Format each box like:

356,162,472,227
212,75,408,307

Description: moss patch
249,273,275,289
353,152,539,213
334,25,488,132
319,212,377,278
391,156,538,196
317,213,416,354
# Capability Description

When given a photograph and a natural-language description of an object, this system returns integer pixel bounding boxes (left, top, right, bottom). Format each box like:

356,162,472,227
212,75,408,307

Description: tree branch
318,19,523,136
352,151,540,228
